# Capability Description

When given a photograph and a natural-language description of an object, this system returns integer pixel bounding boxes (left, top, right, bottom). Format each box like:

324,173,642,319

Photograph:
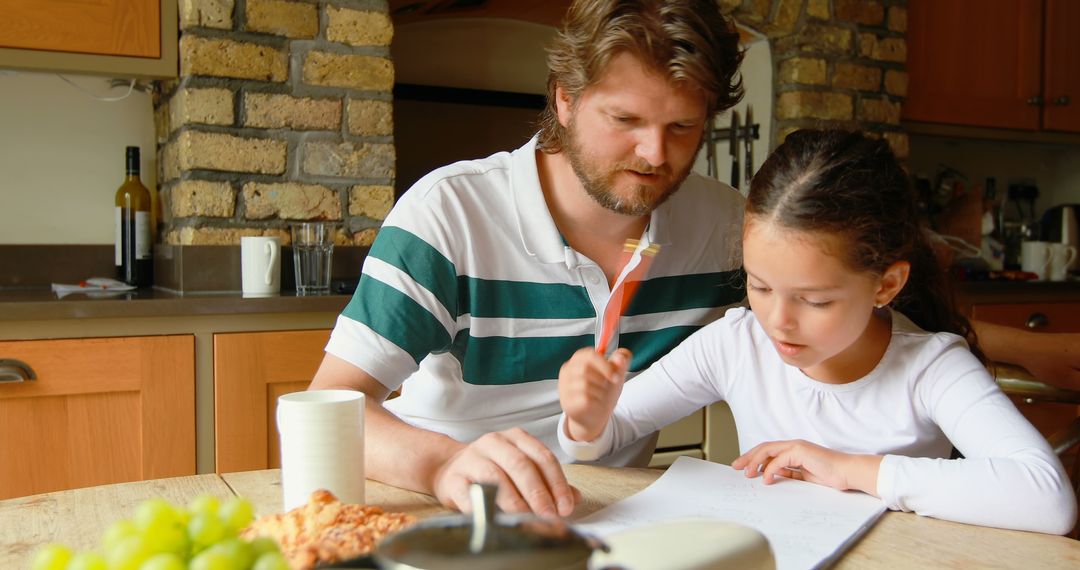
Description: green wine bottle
114,146,153,287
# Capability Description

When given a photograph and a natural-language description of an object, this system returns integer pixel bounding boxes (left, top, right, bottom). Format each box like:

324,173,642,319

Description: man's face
558,52,707,216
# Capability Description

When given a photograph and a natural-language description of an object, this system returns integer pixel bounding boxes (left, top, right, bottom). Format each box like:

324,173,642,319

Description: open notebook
574,456,886,569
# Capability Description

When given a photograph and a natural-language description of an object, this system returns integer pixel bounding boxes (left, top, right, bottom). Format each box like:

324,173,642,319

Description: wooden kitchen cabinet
213,329,715,472
0,335,195,500
0,0,177,78
905,0,1080,133
214,329,331,473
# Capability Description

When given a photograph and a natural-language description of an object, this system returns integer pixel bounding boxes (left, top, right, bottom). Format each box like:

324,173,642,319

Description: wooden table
2,464,1078,569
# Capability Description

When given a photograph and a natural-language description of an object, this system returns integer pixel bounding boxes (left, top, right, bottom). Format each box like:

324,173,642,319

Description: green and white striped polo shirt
326,136,746,466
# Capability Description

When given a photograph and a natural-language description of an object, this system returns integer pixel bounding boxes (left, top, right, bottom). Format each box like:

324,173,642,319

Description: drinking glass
291,222,335,294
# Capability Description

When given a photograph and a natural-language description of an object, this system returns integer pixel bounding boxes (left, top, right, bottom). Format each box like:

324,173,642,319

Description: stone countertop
1,278,1077,323
0,287,351,322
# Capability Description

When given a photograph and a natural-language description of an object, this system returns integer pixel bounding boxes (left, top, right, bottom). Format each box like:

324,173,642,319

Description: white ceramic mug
241,236,281,297
1021,241,1053,280
1047,243,1077,282
277,390,365,510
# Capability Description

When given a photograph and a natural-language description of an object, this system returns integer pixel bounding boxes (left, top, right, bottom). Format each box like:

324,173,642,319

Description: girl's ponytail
894,230,985,363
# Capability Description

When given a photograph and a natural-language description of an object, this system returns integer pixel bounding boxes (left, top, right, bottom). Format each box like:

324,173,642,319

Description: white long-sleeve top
559,307,1077,534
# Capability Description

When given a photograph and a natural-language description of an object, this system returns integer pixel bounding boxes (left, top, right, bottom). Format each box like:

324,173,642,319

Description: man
311,0,1080,518
310,0,745,518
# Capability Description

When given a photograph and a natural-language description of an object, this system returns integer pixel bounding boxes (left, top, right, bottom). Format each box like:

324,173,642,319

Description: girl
557,129,1077,534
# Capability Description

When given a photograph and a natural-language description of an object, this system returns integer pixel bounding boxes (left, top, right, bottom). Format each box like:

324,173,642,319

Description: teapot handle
469,483,498,554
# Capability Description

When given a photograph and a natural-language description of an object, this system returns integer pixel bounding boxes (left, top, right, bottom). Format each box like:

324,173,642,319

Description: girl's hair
537,0,744,154
747,129,984,362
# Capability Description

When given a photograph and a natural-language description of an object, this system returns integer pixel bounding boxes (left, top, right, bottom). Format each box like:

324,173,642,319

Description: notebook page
574,456,886,569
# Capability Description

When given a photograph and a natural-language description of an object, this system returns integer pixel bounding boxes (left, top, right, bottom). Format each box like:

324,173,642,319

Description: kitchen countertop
0,278,1077,323
0,287,352,322
957,279,1080,304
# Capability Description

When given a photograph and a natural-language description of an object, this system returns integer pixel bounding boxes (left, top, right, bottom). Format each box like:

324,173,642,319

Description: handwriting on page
574,457,885,570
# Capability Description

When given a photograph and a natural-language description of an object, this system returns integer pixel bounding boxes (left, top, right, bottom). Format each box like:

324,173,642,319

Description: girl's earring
874,302,886,309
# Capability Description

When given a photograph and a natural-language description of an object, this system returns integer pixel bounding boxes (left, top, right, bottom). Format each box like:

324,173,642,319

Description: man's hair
537,0,744,154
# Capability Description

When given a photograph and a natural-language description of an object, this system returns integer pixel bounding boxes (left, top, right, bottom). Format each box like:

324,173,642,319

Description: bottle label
135,211,151,259
115,208,152,263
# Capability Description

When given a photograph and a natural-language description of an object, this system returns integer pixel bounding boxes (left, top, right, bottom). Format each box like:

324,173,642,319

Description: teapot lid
374,484,605,570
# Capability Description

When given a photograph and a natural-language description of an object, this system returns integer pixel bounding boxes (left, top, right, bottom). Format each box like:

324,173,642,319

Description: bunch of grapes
30,495,289,570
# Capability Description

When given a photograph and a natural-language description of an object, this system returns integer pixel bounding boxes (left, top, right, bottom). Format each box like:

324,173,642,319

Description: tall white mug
1047,243,1077,282
277,390,365,511
241,236,281,297
1021,241,1053,280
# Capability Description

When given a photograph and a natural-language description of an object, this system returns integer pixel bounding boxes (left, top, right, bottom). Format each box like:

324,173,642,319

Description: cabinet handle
1026,95,1044,106
1053,95,1070,106
1025,313,1049,330
0,359,37,383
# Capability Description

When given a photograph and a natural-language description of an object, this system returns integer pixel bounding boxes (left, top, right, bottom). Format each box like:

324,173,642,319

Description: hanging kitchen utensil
705,116,718,179
744,105,754,190
729,110,740,189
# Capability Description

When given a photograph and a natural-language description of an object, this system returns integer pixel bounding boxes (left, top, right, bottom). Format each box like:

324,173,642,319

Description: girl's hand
731,440,883,496
558,347,632,442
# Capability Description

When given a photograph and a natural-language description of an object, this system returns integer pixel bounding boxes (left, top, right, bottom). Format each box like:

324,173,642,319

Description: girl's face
742,217,899,383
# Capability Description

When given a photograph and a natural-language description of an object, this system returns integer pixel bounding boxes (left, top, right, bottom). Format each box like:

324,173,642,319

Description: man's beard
564,118,695,217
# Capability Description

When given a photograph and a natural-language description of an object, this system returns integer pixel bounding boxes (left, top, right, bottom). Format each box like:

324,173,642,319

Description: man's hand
430,428,580,518
310,354,578,518
731,440,883,496
1005,332,1080,390
974,321,1080,390
558,348,631,442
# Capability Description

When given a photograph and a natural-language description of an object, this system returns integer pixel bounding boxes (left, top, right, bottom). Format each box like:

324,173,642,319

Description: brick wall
152,0,909,245
724,0,909,158
153,0,394,246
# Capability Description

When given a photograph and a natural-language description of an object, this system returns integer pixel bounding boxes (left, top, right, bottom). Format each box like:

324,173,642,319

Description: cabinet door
1043,0,1080,132
0,336,195,500
904,0,1043,130
214,330,331,473
0,0,160,58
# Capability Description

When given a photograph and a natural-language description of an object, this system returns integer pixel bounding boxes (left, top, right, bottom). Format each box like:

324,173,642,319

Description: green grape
141,522,189,557
187,494,221,517
102,519,139,553
137,552,186,570
248,536,280,558
29,543,72,570
188,549,234,570
201,539,253,569
252,551,290,570
107,535,153,570
218,497,255,532
134,498,181,533
187,512,228,547
66,551,108,570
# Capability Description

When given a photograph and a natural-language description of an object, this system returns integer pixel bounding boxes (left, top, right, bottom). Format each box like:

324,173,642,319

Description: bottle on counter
115,145,153,287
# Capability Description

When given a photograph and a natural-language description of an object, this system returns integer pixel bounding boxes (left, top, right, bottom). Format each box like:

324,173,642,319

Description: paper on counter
51,277,135,298
574,456,885,570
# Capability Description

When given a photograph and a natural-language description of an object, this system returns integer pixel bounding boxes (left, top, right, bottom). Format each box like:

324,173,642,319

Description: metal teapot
323,483,606,570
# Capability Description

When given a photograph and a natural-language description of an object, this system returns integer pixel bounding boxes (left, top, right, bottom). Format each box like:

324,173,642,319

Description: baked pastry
241,489,416,569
